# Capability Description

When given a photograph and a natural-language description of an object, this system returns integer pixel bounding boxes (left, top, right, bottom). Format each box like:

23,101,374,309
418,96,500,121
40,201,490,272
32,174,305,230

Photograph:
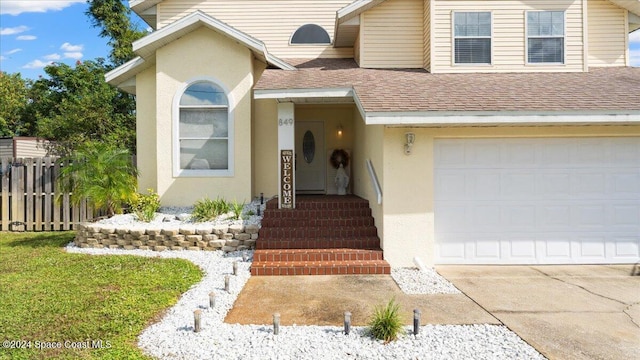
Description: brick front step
261,217,374,228
262,208,372,219
250,260,391,276
265,196,369,210
255,237,381,250
259,226,378,239
254,248,384,262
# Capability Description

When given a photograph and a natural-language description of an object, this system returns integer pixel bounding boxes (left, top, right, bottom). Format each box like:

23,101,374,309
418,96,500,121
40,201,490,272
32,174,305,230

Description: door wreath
330,149,350,169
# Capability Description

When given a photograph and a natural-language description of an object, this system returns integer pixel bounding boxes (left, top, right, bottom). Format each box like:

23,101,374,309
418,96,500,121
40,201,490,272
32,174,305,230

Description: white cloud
0,56,5,61
17,35,37,41
44,53,61,61
630,30,640,43
22,59,53,69
6,48,22,55
60,42,83,52
63,52,83,60
0,25,29,35
0,1,84,16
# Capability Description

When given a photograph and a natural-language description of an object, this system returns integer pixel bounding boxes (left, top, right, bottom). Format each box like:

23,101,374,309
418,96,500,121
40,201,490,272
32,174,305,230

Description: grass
0,232,203,360
367,298,405,343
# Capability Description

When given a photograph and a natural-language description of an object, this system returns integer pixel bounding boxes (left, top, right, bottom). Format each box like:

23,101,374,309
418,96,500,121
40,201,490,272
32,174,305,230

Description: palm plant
56,141,138,217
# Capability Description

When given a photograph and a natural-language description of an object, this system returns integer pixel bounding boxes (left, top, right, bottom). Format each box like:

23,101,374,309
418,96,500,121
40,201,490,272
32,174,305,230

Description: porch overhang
253,88,640,127
254,87,364,118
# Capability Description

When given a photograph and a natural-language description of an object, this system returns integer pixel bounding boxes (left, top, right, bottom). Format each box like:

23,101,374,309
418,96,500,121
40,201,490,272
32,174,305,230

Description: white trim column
277,102,295,209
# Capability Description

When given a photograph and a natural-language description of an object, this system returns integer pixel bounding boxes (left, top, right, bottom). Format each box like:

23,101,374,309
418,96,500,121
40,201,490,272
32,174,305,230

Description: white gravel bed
66,245,544,360
95,198,268,229
391,267,461,294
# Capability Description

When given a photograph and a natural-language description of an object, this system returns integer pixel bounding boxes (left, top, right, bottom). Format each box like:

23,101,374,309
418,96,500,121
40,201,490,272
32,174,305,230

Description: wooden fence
0,157,97,232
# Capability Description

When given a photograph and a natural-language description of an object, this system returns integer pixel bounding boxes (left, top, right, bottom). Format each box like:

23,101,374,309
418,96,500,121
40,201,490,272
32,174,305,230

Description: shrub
367,298,405,343
56,141,137,216
192,197,230,222
129,189,161,222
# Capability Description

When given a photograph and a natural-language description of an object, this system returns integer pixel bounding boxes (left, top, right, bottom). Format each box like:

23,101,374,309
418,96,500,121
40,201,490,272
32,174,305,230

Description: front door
295,121,325,194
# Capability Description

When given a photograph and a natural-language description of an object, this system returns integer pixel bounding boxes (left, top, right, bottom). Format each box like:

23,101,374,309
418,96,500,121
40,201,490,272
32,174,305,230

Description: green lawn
0,232,203,360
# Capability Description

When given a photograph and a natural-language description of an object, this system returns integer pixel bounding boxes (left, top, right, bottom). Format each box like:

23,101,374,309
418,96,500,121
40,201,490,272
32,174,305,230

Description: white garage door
434,137,640,264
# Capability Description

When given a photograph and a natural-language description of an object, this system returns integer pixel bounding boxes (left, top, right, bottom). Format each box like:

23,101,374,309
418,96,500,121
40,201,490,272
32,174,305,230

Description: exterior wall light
404,132,415,155
337,124,343,138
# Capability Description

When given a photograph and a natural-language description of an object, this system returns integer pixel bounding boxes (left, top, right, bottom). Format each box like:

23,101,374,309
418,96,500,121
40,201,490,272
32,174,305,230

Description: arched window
174,80,233,176
290,24,331,45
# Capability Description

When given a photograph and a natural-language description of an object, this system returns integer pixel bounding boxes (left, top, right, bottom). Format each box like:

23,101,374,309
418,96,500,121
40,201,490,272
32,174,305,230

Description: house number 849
279,118,293,126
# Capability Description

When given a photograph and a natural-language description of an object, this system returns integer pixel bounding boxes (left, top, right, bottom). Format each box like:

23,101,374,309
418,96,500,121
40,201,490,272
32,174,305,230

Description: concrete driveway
437,265,640,360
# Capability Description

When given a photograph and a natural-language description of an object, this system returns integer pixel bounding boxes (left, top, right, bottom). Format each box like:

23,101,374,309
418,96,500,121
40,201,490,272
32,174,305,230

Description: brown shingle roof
255,58,640,113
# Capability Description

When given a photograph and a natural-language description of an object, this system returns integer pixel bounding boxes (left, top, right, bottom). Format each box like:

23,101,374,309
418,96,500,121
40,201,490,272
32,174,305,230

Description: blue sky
0,0,145,79
0,0,639,80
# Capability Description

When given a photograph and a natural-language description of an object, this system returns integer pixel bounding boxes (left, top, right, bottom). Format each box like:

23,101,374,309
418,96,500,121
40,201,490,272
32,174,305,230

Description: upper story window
174,80,233,177
453,12,492,64
527,11,565,64
290,24,331,45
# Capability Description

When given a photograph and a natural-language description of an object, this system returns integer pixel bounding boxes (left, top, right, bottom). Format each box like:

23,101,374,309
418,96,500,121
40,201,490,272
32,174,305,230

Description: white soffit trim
608,0,640,17
365,112,640,126
133,11,296,70
254,88,353,99
253,87,367,120
337,0,387,24
130,0,163,14
104,56,149,90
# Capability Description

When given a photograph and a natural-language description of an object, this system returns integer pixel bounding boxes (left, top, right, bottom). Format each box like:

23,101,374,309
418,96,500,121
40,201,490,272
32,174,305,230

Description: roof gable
106,10,295,92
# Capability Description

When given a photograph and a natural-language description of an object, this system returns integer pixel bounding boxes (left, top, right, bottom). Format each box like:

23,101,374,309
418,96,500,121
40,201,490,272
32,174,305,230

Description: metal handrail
366,159,382,205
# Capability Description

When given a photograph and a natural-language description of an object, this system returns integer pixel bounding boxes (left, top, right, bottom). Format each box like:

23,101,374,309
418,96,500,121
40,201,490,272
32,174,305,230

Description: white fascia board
130,0,162,14
352,90,367,122
337,0,385,24
254,88,353,99
265,54,297,71
105,56,146,85
364,111,640,126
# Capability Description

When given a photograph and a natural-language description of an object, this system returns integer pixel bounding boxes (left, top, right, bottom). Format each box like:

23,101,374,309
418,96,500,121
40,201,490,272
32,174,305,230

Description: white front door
295,121,325,193
434,137,640,265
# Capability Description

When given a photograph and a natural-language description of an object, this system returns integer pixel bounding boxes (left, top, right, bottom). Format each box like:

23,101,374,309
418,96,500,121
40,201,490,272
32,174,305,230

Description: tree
31,59,136,155
0,72,34,137
87,0,147,65
57,141,138,216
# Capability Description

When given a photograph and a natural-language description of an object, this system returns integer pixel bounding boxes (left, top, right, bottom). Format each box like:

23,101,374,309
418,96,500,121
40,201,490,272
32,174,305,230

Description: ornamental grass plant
367,298,405,343
191,197,231,222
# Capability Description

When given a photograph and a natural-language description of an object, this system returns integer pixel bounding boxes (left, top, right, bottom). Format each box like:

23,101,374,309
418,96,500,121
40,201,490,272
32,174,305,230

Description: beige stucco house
107,0,640,267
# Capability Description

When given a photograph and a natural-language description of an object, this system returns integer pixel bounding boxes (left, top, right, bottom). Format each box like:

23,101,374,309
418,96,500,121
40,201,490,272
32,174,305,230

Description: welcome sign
280,150,294,208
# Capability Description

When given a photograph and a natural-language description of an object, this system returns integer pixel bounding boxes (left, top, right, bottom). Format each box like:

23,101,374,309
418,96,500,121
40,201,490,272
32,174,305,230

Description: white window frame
172,77,234,178
451,11,493,66
525,10,566,65
289,23,332,46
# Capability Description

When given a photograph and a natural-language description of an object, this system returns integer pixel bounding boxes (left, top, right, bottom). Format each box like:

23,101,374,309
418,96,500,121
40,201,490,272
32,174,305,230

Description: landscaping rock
213,225,228,236
228,225,244,234
245,225,259,234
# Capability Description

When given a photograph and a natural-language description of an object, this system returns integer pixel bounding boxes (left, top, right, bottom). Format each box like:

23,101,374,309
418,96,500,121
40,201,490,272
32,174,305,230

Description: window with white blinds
453,12,492,64
527,11,565,64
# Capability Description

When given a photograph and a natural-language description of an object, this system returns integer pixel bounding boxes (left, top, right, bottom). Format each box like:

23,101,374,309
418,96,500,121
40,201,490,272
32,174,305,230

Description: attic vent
290,24,331,45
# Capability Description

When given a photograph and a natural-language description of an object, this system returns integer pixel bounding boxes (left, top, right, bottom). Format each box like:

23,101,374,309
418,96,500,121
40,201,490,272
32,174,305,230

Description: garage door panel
611,238,640,258
612,173,640,196
577,237,607,258
612,205,640,227
572,205,606,229
435,137,640,265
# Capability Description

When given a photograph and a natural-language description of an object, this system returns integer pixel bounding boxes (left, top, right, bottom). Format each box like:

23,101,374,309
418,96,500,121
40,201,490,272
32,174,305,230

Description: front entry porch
251,195,390,275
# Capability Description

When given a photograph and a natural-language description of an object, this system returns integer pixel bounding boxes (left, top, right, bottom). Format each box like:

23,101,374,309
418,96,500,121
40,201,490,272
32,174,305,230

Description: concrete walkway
225,274,497,326
437,265,640,360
